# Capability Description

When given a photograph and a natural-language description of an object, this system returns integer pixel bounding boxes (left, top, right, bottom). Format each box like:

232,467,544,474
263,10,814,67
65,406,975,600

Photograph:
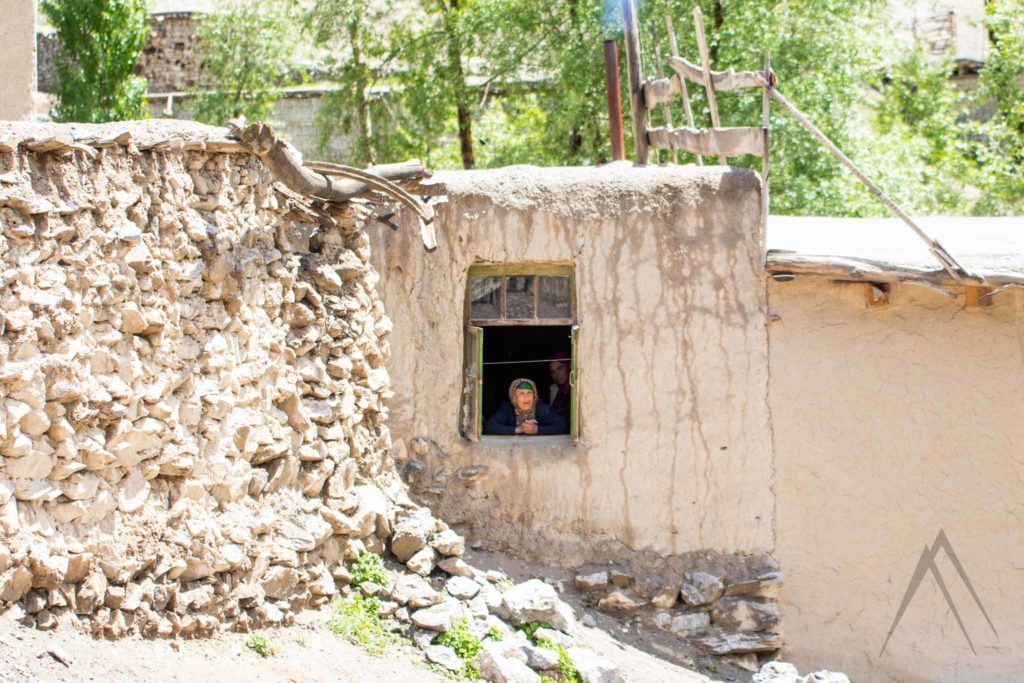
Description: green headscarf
508,377,538,425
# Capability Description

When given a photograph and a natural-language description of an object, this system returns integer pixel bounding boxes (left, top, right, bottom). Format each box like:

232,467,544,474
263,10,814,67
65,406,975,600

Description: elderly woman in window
485,378,567,435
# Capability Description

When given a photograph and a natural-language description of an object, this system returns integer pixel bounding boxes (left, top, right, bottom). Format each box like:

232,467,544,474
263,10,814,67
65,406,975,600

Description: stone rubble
374,508,624,682
575,561,786,659
754,661,852,683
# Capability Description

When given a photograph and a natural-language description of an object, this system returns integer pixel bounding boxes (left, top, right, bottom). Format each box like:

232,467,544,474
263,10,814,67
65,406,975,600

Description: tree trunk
443,0,475,169
568,125,583,159
456,104,474,169
350,22,377,165
710,0,724,65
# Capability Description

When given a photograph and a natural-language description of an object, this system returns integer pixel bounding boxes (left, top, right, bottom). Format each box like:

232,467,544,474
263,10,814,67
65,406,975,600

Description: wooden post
693,6,726,165
761,55,771,266
649,20,676,164
603,40,626,162
664,15,701,165
621,0,649,164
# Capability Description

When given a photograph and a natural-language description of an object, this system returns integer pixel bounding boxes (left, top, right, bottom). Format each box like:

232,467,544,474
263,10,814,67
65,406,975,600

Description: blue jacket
485,401,568,435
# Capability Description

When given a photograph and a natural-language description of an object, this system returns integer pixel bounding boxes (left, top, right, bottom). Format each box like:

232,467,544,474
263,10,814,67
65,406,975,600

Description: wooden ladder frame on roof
619,1,980,286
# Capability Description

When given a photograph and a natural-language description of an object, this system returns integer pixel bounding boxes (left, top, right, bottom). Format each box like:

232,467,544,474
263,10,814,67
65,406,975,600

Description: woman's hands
515,420,538,435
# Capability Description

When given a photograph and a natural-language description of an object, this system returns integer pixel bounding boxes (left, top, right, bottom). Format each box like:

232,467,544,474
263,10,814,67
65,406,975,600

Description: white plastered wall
769,277,1024,682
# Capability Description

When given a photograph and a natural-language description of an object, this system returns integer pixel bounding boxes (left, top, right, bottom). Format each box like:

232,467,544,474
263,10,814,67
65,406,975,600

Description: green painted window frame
462,263,579,441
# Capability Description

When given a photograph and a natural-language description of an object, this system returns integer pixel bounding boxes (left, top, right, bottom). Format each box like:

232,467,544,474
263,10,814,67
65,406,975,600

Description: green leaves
41,0,150,122
191,0,300,126
349,551,389,588
244,635,279,657
971,0,1024,214
327,594,399,654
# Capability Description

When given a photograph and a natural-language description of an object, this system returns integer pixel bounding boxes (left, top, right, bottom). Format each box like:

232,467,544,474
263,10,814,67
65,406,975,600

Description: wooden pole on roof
664,15,702,165
621,0,649,164
761,55,771,265
754,74,973,283
603,40,626,161
693,6,727,165
649,20,677,164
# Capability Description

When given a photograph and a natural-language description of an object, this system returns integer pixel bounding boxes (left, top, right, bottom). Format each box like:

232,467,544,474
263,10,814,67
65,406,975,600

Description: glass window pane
470,276,502,320
539,276,571,318
504,275,535,319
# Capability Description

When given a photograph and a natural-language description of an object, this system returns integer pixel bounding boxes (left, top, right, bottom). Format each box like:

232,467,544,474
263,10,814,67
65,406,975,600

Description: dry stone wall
0,120,402,637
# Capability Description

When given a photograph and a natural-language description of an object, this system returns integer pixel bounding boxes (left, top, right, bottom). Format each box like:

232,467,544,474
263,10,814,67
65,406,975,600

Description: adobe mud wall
769,278,1024,682
0,120,403,637
371,164,774,566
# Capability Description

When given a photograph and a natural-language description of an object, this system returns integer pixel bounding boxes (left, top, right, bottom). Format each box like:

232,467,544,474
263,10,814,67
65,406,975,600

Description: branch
229,120,438,250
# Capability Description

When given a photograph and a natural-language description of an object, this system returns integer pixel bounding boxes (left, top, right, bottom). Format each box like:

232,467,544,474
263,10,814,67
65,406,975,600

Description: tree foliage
306,0,402,166
972,0,1024,214
191,0,299,126
640,0,888,215
40,0,150,123
305,0,1022,215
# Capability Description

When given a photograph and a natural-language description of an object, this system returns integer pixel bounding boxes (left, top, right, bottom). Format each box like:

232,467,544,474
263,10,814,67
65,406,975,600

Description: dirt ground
0,549,754,683
0,609,450,683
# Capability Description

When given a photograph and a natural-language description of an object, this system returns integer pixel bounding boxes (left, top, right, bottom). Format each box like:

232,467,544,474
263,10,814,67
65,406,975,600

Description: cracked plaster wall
371,164,773,566
768,278,1024,682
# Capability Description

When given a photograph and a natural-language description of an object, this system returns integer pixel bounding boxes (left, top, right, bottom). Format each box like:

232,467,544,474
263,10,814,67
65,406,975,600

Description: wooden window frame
462,263,579,441
466,263,576,327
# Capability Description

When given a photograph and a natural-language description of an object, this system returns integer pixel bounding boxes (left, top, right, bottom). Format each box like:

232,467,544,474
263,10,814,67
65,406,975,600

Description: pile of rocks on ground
753,661,850,683
370,505,624,683
575,562,783,669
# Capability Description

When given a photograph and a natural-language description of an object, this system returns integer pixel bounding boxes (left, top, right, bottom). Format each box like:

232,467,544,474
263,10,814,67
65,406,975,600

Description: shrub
535,637,582,683
245,634,278,657
349,551,388,588
327,594,398,654
437,618,484,679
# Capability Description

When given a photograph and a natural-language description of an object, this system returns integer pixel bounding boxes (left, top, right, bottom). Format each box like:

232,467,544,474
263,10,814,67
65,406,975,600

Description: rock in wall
0,121,402,637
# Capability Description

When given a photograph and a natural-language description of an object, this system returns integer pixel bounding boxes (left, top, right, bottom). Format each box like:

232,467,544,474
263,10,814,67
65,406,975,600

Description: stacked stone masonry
0,120,402,638
577,558,785,662
139,13,204,94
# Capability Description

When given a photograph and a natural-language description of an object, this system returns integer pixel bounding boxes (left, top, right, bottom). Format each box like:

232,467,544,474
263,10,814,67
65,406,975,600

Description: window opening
461,266,578,440
481,325,572,435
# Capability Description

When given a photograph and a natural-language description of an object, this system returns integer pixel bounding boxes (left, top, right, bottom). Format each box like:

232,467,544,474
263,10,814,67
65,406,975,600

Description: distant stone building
139,11,203,93
36,8,335,160
37,11,203,95
890,0,989,83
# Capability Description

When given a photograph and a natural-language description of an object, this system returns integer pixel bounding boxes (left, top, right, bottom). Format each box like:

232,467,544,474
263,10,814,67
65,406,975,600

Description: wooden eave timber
765,252,1024,288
